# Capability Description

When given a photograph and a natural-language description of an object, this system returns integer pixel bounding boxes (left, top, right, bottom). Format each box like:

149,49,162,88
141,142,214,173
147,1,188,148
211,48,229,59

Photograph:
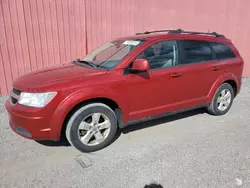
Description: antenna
206,29,210,36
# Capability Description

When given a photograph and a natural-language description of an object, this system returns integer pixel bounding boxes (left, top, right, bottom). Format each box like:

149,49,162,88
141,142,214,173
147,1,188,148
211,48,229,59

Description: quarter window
210,42,236,60
181,40,213,64
136,40,178,69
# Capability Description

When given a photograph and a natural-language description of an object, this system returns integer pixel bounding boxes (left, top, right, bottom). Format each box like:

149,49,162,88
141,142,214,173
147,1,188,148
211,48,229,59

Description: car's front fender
49,87,129,140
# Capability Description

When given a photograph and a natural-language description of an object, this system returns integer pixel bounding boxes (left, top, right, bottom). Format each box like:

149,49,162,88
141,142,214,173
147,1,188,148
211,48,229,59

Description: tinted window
182,40,213,64
136,40,178,69
210,42,236,60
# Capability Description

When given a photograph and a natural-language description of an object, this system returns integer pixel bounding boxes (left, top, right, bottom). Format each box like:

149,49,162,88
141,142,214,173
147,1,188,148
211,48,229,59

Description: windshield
81,39,144,70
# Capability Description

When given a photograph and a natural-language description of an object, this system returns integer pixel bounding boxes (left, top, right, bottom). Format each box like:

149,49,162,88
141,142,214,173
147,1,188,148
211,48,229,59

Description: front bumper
5,99,59,140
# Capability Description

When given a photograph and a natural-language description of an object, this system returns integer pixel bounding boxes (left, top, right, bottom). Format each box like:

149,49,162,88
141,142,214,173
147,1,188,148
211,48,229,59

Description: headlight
18,92,57,108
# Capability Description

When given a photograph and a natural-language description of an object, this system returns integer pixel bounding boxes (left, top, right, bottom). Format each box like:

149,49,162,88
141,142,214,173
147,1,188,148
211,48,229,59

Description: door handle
170,72,183,78
212,66,220,71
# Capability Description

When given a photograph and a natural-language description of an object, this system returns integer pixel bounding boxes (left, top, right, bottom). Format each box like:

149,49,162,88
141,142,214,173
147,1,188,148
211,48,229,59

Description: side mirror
131,59,149,72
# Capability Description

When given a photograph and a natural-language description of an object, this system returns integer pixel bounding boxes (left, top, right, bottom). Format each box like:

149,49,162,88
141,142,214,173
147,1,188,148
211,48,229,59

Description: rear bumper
5,99,60,141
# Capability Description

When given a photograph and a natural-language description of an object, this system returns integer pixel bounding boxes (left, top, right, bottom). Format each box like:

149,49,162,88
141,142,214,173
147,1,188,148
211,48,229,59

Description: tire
66,103,118,153
207,83,234,116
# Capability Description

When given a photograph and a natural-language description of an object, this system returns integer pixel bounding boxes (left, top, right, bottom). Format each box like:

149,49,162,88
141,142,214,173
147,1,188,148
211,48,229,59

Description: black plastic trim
136,29,225,38
119,104,208,128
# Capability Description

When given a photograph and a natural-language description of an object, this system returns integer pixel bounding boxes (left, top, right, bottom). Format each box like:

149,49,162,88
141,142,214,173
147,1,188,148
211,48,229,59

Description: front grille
12,88,21,95
11,97,18,104
10,88,21,105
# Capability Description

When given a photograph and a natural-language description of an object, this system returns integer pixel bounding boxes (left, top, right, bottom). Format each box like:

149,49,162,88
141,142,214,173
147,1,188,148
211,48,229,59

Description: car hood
13,63,107,91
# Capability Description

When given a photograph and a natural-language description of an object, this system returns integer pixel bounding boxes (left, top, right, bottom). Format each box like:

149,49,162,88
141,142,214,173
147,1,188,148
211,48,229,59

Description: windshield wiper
73,59,97,68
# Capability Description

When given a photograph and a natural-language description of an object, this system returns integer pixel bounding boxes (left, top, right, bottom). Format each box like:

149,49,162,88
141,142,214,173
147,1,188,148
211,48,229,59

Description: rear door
174,39,222,108
209,41,238,77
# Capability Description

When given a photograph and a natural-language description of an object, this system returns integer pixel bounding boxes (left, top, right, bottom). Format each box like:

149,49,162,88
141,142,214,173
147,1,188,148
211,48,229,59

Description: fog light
15,125,32,138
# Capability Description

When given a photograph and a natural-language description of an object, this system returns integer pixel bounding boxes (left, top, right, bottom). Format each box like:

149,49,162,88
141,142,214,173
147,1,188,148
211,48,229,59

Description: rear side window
210,42,236,60
181,40,213,64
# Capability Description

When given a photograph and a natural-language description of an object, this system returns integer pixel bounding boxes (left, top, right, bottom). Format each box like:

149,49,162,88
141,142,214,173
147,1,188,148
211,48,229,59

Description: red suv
5,29,244,152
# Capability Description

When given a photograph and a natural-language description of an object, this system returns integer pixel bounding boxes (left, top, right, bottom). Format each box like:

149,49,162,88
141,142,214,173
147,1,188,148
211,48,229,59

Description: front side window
181,40,213,64
210,42,236,60
136,40,178,69
81,40,144,70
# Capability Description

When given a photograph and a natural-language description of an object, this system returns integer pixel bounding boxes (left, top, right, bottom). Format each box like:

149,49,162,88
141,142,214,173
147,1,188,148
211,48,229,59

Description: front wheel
207,83,234,116
66,103,118,153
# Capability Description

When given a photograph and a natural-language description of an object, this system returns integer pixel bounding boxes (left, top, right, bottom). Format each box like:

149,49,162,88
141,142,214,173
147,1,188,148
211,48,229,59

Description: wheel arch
59,97,123,140
222,80,237,97
207,73,239,103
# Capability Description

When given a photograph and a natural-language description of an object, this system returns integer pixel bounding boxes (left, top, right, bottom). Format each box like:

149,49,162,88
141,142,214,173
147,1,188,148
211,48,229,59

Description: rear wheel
66,103,117,152
207,83,234,116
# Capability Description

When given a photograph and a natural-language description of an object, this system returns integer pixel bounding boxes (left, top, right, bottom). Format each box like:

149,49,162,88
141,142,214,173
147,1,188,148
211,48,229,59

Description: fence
0,0,250,95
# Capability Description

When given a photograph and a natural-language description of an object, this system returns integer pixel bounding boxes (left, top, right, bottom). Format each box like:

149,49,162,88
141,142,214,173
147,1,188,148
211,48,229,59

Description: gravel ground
0,79,250,188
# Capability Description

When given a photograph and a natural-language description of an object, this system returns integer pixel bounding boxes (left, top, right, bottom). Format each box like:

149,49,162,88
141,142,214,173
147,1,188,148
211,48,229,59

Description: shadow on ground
35,137,71,147
122,108,206,134
35,108,206,148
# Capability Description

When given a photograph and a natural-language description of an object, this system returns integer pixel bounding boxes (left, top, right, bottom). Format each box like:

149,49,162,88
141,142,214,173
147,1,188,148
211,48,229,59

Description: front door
123,40,184,121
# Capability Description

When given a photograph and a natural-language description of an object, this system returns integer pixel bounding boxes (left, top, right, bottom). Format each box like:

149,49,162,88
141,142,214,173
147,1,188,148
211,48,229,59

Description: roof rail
136,29,225,38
